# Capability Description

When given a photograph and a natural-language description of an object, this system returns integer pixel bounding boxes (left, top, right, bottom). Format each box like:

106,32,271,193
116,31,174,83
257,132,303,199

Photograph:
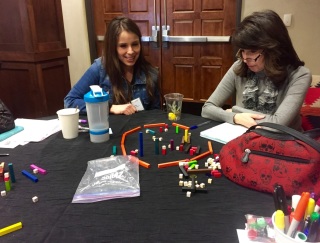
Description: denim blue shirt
64,58,161,113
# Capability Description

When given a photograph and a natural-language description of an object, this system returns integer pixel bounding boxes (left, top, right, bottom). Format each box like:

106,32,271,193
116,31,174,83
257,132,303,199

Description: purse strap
249,122,320,153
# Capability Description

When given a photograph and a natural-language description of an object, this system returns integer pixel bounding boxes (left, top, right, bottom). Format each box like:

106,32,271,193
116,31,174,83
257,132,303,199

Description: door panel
86,0,240,104
162,0,237,103
91,0,161,67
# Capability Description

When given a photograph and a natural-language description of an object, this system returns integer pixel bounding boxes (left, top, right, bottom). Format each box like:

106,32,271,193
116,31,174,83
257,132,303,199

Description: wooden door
90,0,161,69
86,0,240,105
161,0,237,102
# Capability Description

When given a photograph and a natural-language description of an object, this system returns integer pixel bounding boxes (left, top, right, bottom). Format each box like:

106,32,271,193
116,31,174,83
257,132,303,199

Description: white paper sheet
0,118,61,148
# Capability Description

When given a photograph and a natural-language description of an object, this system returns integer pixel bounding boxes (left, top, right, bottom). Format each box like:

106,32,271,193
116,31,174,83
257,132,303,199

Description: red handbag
219,122,320,197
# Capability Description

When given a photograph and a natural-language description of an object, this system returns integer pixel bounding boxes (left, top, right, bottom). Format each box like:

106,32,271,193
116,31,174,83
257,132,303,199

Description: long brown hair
232,10,304,84
101,16,157,104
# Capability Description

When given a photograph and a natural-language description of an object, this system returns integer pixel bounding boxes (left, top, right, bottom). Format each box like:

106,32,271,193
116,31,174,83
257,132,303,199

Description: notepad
0,126,24,142
200,122,247,144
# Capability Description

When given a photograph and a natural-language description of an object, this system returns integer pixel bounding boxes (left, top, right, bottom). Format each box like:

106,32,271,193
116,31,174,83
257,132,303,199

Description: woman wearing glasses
201,10,311,131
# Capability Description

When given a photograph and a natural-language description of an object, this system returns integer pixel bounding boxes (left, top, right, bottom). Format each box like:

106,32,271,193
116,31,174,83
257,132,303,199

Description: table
0,109,275,242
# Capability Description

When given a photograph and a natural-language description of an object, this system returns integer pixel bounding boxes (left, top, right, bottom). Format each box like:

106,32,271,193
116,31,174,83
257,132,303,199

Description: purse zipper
241,148,310,164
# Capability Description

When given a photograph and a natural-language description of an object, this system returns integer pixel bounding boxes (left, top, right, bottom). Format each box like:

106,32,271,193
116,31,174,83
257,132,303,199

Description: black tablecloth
0,110,275,243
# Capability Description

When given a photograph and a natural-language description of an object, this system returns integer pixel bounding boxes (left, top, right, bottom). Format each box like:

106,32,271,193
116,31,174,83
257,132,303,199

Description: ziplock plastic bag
72,155,140,203
245,214,275,242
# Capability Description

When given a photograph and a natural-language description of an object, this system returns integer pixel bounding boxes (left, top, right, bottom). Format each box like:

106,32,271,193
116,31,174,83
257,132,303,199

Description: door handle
162,25,230,43
141,26,160,43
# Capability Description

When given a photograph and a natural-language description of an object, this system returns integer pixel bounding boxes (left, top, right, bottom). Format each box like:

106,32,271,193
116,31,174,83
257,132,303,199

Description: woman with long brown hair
64,16,160,115
201,10,311,131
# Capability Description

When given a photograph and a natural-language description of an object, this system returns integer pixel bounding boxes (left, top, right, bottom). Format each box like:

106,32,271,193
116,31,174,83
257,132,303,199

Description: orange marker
286,192,310,237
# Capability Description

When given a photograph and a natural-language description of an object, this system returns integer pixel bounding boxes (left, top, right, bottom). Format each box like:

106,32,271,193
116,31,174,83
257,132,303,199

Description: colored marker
295,231,307,241
306,212,319,241
190,120,211,130
292,194,301,210
275,210,285,233
314,198,320,212
30,164,47,175
286,192,310,237
21,170,38,183
305,198,315,218
78,119,87,124
0,222,22,236
273,184,290,233
0,154,9,157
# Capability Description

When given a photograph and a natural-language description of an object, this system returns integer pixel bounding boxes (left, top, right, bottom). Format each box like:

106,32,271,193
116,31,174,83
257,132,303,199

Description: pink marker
30,164,47,175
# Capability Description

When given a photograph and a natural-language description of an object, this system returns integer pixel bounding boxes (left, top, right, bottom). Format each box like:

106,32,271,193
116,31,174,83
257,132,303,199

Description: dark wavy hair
102,16,157,104
232,10,304,84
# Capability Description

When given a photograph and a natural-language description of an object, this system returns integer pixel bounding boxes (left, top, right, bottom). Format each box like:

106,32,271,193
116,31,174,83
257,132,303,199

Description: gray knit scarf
242,71,278,114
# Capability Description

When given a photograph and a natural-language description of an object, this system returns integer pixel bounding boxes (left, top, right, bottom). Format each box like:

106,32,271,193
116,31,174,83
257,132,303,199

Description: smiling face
117,30,141,70
240,49,265,73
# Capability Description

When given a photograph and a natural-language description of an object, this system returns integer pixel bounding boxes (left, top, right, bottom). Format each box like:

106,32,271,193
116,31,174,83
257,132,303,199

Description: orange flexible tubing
143,123,166,128
172,123,190,130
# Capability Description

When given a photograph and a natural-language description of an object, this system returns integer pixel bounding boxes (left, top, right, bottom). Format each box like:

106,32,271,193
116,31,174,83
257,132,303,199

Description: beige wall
61,0,91,87
243,0,320,76
62,0,320,87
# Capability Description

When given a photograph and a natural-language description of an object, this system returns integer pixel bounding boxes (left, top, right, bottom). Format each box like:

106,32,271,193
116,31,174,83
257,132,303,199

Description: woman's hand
233,113,265,128
110,104,137,115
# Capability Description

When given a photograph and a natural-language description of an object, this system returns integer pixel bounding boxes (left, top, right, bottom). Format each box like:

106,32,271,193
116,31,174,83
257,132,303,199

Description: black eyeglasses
236,49,264,63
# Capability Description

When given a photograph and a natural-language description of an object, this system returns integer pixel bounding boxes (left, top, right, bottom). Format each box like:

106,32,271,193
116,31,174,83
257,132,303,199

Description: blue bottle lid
84,85,109,103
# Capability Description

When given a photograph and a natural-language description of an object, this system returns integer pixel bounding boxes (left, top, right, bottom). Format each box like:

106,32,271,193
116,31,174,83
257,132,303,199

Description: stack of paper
200,122,247,144
0,118,61,148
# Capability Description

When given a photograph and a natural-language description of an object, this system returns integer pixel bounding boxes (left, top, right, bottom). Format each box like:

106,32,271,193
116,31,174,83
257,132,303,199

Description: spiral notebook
200,122,247,144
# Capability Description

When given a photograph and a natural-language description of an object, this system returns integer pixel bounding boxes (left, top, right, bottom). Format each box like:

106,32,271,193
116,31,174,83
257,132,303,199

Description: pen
79,125,89,130
190,120,211,130
79,119,87,124
0,153,9,157
273,184,290,233
286,192,310,237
